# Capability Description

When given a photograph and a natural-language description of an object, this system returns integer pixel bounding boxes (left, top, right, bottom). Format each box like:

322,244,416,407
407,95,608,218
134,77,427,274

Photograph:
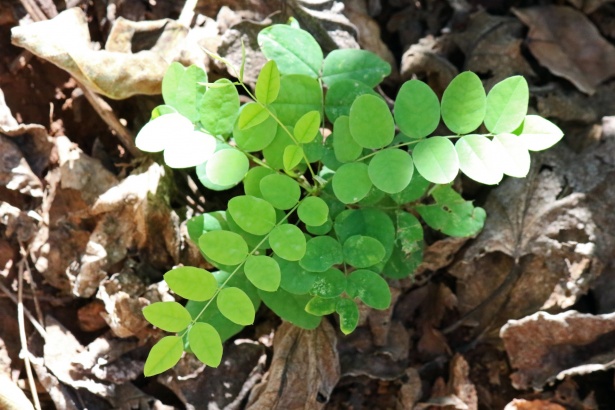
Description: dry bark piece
501,310,615,390
247,320,340,409
448,140,613,337
11,8,187,99
513,6,615,95
396,367,422,409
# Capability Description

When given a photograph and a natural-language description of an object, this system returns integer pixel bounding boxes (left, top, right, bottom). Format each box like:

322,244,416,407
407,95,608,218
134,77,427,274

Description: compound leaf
394,79,440,139
143,301,192,332
455,134,503,185
217,287,255,326
143,336,183,377
441,71,486,134
322,49,390,87
188,322,223,368
412,137,459,184
484,76,529,134
258,24,323,78
164,267,217,301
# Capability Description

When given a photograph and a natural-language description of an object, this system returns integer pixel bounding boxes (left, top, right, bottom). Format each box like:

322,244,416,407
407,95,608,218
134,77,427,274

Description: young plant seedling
135,22,563,377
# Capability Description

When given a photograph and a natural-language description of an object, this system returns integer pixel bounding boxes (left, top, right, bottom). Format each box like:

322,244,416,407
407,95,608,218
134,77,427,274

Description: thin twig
178,0,198,27
16,246,42,410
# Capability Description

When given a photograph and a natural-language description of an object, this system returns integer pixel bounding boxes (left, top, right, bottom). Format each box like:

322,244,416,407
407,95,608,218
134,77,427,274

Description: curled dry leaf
513,6,615,95
400,36,458,96
501,310,615,390
448,138,615,336
247,320,340,409
11,8,188,99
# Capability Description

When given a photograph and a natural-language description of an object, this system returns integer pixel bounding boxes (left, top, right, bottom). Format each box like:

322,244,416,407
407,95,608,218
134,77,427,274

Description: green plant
135,22,563,377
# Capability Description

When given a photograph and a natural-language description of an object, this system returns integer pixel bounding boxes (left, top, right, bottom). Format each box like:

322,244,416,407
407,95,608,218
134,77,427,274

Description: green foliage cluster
135,22,563,377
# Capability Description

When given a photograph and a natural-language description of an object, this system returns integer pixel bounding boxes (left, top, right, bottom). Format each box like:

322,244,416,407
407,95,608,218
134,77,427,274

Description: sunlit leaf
255,60,281,104
412,137,459,184
143,301,192,332
349,94,394,149
394,79,440,139
322,49,390,87
188,322,223,367
164,267,218,301
484,76,529,134
441,71,486,134
143,336,183,376
455,134,503,185
217,287,255,326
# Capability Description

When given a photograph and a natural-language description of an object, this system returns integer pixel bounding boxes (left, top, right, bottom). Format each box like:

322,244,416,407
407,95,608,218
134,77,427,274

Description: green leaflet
164,267,217,301
255,60,281,104
258,24,323,78
441,71,486,134
144,336,184,376
188,323,223,368
142,301,191,333
162,63,207,122
322,49,391,87
217,287,256,326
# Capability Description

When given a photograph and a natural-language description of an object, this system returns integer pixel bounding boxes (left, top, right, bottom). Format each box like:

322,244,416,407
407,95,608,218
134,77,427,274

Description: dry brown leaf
247,320,340,409
11,8,187,99
397,367,422,409
513,6,615,95
501,310,615,390
504,399,566,410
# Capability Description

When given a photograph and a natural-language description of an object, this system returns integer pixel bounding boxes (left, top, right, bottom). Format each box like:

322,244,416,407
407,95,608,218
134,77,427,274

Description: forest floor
2,0,615,409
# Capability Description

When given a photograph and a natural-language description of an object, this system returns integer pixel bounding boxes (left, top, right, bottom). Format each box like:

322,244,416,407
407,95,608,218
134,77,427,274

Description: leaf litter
2,0,615,408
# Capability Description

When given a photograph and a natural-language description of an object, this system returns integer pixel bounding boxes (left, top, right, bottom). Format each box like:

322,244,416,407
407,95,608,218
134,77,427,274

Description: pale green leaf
484,76,529,134
143,336,183,376
143,301,191,332
188,322,223,367
217,287,255,326
322,49,390,87
255,60,281,104
441,71,486,134
412,137,459,184
455,134,503,185
164,267,217,301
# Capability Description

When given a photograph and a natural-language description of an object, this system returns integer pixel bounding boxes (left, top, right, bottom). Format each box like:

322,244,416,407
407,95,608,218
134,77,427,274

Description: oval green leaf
298,196,329,226
333,115,362,163
205,149,249,187
164,267,217,301
441,71,486,134
237,102,269,130
188,322,223,368
243,166,275,197
143,301,192,332
484,76,529,134
455,134,503,185
271,75,322,126
136,113,193,153
276,256,316,294
332,162,372,204
324,79,378,123
336,298,359,335
492,133,531,178
234,110,277,152
259,174,301,210
255,60,281,104
143,336,183,376
412,137,459,184
299,236,343,272
228,195,277,235
368,148,414,194
349,94,394,149
269,224,307,261
342,235,386,268
394,79,440,139
310,268,346,298
217,287,255,326
244,255,281,291
283,145,304,171
258,24,323,78
322,49,391,87
199,230,248,266
162,63,207,122
346,270,391,310
199,78,240,136
305,296,338,316
516,115,564,151
257,288,321,329
294,111,321,143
